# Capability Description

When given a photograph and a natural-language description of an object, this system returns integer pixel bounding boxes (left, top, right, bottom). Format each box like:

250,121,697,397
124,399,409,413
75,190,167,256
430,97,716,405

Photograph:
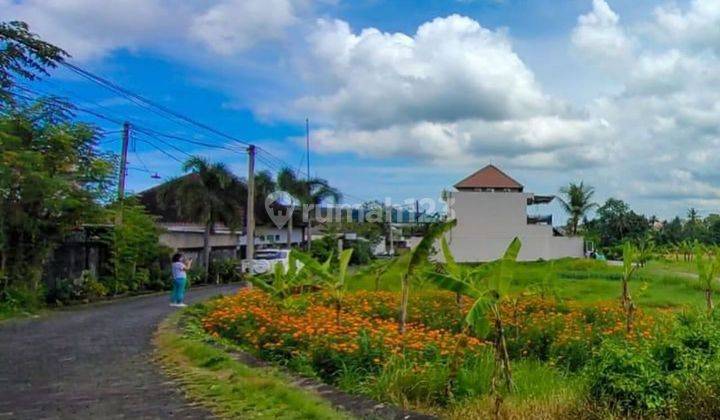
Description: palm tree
276,167,341,250
558,182,597,235
157,156,243,276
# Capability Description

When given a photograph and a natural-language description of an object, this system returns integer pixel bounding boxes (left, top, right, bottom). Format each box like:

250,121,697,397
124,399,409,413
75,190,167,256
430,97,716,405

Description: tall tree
0,103,114,293
276,167,341,250
594,198,649,246
157,156,243,275
1,21,67,103
558,182,597,235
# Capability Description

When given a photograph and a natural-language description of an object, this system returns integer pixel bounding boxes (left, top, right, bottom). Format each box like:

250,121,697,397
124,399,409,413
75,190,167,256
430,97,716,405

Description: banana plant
621,242,639,333
635,235,655,268
352,257,396,291
695,245,720,313
528,260,559,302
397,219,457,334
426,237,521,406
248,252,306,301
440,236,470,307
292,248,353,325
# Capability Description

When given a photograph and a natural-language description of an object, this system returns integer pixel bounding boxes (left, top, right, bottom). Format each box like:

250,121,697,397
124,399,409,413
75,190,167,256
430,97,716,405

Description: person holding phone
170,253,192,307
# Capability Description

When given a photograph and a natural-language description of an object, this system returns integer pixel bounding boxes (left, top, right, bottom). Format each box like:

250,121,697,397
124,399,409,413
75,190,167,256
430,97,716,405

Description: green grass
154,309,353,420
446,359,586,419
349,257,710,311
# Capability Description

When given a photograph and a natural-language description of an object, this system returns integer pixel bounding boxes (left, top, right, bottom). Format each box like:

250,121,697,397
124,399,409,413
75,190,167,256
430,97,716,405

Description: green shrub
347,240,375,265
53,270,108,303
585,340,672,416
209,259,243,284
310,235,337,264
0,284,45,317
673,362,720,419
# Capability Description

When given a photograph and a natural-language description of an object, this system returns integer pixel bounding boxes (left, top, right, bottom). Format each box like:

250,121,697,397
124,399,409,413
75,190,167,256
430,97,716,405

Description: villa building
446,165,583,262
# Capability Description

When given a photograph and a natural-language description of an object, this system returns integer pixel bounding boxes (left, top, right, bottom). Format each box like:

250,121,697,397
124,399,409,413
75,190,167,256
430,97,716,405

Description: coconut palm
276,167,342,250
157,156,243,275
558,182,597,235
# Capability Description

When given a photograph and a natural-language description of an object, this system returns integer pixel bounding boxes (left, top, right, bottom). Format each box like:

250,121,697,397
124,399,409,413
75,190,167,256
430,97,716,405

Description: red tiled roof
454,165,523,190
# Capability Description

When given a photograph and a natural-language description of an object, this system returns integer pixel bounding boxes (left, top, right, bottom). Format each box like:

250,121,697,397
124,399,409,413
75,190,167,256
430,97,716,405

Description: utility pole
118,121,130,202
116,121,130,225
305,118,312,251
387,206,395,256
246,145,256,265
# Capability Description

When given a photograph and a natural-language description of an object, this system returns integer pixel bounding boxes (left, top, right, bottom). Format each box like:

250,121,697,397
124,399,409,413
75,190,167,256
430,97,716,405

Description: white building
446,165,584,262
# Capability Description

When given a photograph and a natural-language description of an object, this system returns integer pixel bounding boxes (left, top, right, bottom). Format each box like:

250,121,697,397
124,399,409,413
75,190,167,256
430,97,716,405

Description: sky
3,0,720,222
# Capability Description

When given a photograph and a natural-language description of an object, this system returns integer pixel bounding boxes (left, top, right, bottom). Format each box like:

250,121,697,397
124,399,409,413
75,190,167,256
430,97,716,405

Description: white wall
446,191,583,262
159,223,240,250
239,225,304,247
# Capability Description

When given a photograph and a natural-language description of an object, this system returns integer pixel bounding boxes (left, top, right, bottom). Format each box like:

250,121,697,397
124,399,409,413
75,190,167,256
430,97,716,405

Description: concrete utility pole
115,121,131,226
387,206,395,256
305,118,312,251
246,145,256,264
118,121,130,202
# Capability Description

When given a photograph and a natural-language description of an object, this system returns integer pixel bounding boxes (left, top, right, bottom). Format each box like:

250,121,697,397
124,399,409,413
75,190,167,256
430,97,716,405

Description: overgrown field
352,257,712,310
194,257,720,418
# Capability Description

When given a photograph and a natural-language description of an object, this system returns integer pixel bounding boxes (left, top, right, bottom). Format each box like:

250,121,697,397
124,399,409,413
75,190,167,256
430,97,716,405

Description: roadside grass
0,303,37,321
445,359,585,419
154,306,352,420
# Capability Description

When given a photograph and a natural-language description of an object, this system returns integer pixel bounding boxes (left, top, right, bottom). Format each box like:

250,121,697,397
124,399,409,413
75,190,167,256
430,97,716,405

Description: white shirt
172,261,187,279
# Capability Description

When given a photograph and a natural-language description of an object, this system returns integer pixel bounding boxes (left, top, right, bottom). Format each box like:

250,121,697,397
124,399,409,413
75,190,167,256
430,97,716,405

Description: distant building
137,176,305,261
446,165,583,262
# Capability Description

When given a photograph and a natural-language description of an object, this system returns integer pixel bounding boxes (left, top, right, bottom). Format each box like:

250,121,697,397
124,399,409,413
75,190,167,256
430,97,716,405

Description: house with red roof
445,165,583,261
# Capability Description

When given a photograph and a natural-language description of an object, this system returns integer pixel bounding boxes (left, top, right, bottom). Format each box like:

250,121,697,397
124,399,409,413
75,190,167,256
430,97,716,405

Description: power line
135,138,184,163
133,130,192,159
12,73,328,198
61,61,252,148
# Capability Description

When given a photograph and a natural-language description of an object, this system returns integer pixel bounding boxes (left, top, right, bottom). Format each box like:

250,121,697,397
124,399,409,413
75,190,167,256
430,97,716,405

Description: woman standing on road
170,253,192,307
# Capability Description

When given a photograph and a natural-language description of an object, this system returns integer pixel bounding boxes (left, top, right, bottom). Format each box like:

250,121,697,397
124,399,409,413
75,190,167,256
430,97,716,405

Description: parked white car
240,249,301,275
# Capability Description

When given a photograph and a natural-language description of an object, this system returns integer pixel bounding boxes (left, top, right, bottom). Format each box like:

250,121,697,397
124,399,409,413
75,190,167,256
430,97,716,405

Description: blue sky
5,0,720,221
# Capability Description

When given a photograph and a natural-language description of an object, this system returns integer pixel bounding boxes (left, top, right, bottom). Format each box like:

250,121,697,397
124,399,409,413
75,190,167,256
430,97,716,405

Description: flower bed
202,289,668,412
204,289,483,367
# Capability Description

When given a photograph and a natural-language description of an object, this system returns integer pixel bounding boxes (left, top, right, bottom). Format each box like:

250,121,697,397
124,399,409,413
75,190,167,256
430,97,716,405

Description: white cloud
293,16,557,129
189,0,301,55
571,0,635,66
278,15,599,171
1,0,311,60
653,0,720,50
565,0,720,213
1,0,184,60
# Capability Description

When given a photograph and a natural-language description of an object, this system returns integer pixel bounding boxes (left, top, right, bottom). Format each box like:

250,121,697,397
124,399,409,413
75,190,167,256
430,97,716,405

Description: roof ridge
454,164,523,189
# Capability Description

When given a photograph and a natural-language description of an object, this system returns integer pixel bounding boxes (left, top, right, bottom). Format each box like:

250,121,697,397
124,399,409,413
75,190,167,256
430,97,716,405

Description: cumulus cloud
295,16,556,129
653,0,720,50
1,0,311,60
190,0,302,55
282,15,598,170
571,0,635,66
566,0,720,211
1,0,181,60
